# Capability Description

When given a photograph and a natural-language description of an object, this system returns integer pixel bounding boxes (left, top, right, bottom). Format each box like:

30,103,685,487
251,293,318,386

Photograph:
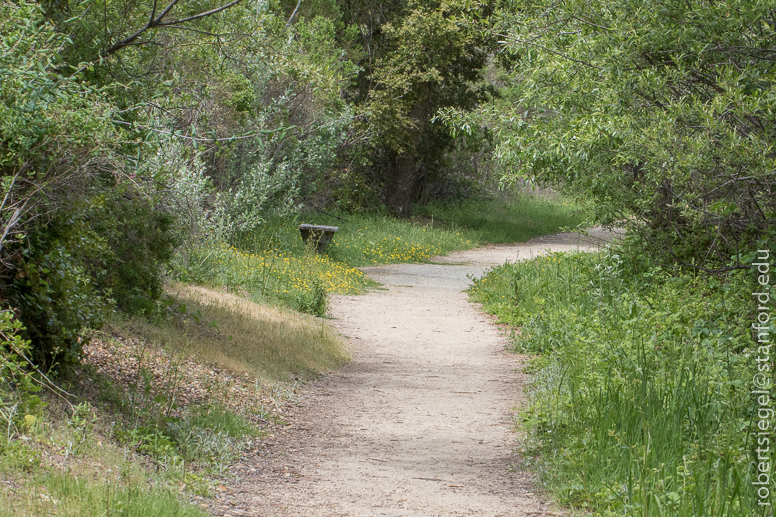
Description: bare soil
210,229,616,517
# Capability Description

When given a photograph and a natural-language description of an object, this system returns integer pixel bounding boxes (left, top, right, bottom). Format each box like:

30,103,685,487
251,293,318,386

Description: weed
296,280,329,317
0,439,40,472
185,404,261,438
164,404,261,474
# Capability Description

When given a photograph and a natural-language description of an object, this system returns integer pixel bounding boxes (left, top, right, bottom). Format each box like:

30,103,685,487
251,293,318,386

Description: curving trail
213,229,615,517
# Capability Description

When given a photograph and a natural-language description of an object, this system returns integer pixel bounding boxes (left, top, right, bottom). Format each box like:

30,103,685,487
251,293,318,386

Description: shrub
10,188,179,368
214,160,300,238
89,191,179,315
295,280,329,317
13,215,111,368
0,310,45,438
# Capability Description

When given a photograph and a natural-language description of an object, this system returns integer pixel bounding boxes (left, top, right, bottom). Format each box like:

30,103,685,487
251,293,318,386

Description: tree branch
499,33,604,70
571,15,612,31
112,120,297,142
286,0,303,28
103,0,245,56
158,0,245,26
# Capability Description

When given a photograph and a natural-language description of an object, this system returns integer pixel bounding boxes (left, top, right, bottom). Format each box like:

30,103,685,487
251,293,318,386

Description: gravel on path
211,229,617,517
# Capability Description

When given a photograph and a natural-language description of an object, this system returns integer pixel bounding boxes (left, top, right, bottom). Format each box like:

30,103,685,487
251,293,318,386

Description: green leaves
452,0,776,268
351,0,497,214
0,3,116,167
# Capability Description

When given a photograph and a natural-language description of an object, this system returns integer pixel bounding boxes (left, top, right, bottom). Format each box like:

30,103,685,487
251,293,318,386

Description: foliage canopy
443,0,776,268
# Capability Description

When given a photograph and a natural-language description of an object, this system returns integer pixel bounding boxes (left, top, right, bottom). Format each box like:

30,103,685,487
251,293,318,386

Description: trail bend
213,229,614,517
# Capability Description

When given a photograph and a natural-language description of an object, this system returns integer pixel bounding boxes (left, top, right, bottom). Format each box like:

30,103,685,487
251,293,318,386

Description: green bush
0,310,45,435
295,280,329,317
462,0,776,270
89,191,179,315
10,189,178,368
13,218,111,368
0,2,141,368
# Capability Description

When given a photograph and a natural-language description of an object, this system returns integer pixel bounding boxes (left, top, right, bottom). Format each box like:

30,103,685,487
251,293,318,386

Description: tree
2,0,362,367
344,0,496,216
0,2,119,266
445,0,776,267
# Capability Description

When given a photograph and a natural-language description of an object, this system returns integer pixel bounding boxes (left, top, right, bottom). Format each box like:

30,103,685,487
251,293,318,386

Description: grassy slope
135,283,349,381
469,248,770,515
413,192,589,244
0,283,348,515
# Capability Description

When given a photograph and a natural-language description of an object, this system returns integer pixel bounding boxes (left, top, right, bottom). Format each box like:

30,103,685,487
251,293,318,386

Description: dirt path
212,229,615,517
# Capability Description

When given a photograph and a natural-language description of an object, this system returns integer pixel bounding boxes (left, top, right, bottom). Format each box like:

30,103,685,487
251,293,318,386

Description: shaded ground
211,229,616,516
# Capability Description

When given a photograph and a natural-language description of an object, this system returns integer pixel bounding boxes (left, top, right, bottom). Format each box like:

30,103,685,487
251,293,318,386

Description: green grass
180,235,374,313
470,247,771,516
185,404,260,439
0,471,207,517
414,191,590,244
0,275,342,515
315,212,477,266
0,411,210,517
177,212,473,314
178,218,377,315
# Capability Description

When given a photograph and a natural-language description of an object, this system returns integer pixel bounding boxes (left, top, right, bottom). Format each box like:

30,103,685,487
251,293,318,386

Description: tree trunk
384,152,416,218
384,99,427,218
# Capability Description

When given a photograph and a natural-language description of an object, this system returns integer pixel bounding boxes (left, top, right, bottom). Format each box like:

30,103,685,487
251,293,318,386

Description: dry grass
82,334,283,427
0,281,351,516
0,275,350,516
119,283,350,382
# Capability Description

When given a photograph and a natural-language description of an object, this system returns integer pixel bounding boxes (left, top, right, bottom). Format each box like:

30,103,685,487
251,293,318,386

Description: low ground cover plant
181,237,372,316
470,244,771,515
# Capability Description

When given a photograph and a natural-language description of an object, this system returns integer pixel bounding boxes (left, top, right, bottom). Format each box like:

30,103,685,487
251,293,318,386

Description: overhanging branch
103,0,245,56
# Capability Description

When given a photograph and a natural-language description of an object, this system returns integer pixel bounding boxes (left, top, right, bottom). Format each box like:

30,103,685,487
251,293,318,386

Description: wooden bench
298,224,339,253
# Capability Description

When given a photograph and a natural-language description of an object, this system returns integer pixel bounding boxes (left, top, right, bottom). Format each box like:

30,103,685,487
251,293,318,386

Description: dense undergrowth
470,242,773,515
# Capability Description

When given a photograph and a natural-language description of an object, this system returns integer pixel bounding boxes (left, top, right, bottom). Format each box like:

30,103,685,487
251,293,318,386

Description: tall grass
470,249,772,515
0,412,209,517
0,472,207,517
0,279,337,515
